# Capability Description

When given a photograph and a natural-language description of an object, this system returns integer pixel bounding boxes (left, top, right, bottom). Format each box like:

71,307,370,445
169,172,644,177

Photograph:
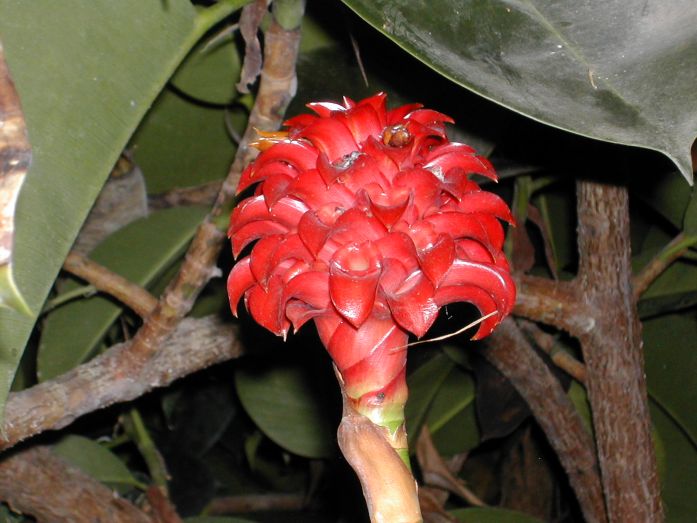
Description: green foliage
1,1,697,521
0,0,245,419
644,314,697,447
235,355,337,459
340,0,697,182
52,434,145,492
450,507,544,523
38,206,207,380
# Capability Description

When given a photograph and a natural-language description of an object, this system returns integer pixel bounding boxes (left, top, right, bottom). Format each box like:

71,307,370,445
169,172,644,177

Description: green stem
122,408,169,489
272,0,305,30
194,0,253,36
41,284,96,314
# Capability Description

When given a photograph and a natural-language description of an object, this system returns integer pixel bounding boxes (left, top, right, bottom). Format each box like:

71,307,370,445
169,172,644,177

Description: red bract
228,93,515,429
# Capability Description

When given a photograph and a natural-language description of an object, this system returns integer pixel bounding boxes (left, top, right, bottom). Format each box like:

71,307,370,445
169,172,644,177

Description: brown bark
517,318,587,383
575,180,662,522
483,318,607,523
0,446,152,523
0,315,241,451
513,275,593,334
64,251,158,317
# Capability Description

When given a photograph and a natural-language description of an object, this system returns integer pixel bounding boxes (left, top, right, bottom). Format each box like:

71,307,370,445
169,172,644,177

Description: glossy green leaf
651,402,697,522
683,189,697,236
405,351,454,447
131,88,240,194
38,206,208,381
235,360,336,459
643,313,697,447
426,367,479,456
134,26,244,194
633,173,692,230
341,0,697,182
52,434,143,491
638,259,697,317
0,0,245,417
171,30,241,105
450,507,544,523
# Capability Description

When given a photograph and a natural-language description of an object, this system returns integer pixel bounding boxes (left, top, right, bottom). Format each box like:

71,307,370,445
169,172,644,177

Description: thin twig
633,232,697,299
147,181,222,211
517,319,587,384
63,251,158,318
122,408,170,489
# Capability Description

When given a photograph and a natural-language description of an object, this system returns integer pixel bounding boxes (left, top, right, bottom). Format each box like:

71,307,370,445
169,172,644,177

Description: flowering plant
228,93,515,456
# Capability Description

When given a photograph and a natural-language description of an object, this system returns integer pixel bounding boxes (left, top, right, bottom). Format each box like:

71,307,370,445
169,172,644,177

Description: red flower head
228,93,515,431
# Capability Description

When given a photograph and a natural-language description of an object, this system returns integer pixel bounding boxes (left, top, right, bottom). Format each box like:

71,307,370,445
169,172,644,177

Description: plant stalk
335,368,422,523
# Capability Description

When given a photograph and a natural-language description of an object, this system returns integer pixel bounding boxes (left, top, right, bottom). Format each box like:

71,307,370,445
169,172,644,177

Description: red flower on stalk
228,93,515,429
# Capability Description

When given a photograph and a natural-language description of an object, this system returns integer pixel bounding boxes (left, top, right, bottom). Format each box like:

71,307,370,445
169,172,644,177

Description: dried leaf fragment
0,40,31,314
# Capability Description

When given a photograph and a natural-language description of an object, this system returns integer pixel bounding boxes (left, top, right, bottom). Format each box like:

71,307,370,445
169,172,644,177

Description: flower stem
335,368,422,523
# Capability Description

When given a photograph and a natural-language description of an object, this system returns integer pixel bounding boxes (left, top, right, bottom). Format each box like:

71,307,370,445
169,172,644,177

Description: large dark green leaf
651,402,697,522
404,351,454,447
52,434,143,492
0,0,246,416
235,359,337,459
426,366,479,456
644,313,697,447
341,0,697,182
37,207,208,381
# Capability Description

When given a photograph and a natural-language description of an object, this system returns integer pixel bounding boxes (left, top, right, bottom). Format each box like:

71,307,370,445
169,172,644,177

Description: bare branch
0,316,241,451
517,319,587,384
121,3,304,373
483,318,606,523
0,446,152,523
513,275,593,336
147,180,222,211
63,251,158,318
633,232,697,299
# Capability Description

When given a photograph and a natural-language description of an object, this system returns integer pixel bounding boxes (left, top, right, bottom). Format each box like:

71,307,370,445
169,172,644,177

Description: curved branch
0,316,241,451
0,446,152,523
513,275,593,336
63,251,158,318
483,318,607,523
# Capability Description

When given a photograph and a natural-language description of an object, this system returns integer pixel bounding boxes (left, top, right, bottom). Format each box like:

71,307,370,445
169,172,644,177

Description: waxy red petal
458,191,515,224
298,211,331,256
282,271,331,331
227,257,254,316
374,233,420,273
298,117,358,162
441,259,516,314
246,276,289,337
386,271,439,337
249,235,282,286
425,144,496,180
425,212,497,252
419,233,456,286
329,242,382,328
231,221,289,258
434,284,500,339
